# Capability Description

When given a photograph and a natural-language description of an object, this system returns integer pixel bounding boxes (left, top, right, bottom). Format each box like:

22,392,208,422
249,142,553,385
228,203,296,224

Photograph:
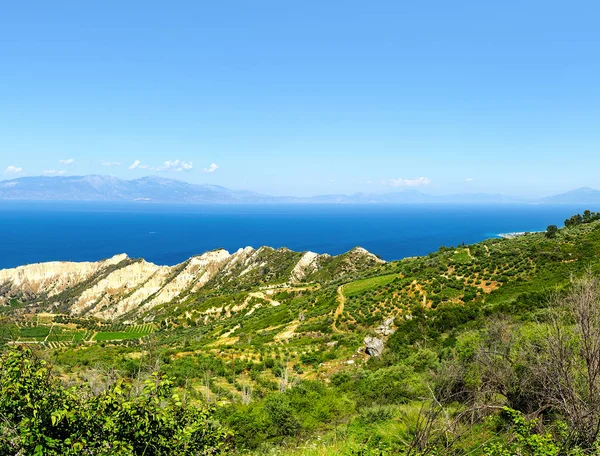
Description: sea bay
0,202,592,269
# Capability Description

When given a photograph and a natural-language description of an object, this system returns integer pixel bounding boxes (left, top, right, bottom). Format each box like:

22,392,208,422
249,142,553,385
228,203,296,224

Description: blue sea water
0,202,593,270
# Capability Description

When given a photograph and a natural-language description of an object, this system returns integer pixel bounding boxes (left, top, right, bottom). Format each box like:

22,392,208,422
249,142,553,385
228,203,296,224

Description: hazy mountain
279,190,525,204
539,187,600,204
0,175,596,204
0,175,274,203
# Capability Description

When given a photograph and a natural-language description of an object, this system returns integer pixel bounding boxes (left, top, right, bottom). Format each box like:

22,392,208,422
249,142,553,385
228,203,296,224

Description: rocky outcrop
350,247,385,264
0,245,383,321
290,252,322,283
73,260,170,319
364,336,385,357
363,318,395,357
0,254,129,296
376,318,395,336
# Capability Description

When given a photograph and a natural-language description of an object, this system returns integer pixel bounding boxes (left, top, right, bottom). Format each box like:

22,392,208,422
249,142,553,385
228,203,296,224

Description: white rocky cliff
0,246,383,320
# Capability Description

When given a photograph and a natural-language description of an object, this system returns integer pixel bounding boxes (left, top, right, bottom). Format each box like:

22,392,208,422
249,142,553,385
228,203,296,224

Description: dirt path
411,280,428,307
274,322,300,342
332,285,346,333
248,291,280,307
43,323,55,344
260,283,322,293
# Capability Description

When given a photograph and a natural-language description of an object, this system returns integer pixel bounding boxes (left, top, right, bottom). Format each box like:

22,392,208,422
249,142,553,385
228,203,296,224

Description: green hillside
3,213,600,454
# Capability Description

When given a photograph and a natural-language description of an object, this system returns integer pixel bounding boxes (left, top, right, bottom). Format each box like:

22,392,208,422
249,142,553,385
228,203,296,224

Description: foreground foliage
0,347,228,455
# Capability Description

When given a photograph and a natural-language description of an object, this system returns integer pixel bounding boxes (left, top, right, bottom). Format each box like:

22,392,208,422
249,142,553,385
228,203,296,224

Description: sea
0,202,593,270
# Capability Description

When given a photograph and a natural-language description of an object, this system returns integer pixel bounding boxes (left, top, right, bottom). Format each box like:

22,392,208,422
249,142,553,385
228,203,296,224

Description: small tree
545,225,558,239
539,271,600,447
265,394,299,437
565,214,584,227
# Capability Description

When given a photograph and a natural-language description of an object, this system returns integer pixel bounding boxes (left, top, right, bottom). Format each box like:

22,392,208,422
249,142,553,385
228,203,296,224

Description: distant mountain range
0,175,272,203
539,187,600,204
0,175,598,204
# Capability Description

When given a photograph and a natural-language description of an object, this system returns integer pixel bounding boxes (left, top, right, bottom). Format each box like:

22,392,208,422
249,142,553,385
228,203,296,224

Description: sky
0,1,598,197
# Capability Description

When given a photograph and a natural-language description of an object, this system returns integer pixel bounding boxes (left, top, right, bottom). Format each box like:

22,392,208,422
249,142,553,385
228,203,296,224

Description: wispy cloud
59,158,74,165
161,160,194,172
128,159,207,172
102,161,122,167
43,169,66,176
4,165,23,176
465,177,474,182
128,160,150,170
384,177,431,187
202,163,219,173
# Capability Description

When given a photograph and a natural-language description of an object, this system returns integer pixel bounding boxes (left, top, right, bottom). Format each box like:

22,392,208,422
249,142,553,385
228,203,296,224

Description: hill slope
4,215,600,454
0,246,383,320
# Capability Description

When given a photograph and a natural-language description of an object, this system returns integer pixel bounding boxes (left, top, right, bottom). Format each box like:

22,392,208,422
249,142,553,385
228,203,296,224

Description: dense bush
0,347,229,455
359,404,396,423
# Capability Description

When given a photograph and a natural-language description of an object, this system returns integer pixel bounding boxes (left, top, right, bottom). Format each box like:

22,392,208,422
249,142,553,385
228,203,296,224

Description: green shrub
359,404,396,423
0,347,229,455
264,394,300,437
482,408,559,456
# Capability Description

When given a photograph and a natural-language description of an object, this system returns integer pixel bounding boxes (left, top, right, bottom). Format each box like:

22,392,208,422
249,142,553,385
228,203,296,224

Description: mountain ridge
539,186,600,204
0,245,383,321
2,174,596,203
0,175,274,203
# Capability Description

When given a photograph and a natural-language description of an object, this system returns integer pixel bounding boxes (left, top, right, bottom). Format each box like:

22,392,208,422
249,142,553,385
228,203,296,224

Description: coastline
497,230,543,239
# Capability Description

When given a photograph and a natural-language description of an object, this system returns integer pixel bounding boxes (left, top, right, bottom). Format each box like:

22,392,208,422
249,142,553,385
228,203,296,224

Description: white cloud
4,165,23,175
59,158,74,165
128,160,150,170
385,177,431,187
43,169,66,176
465,177,474,182
202,163,219,173
102,161,122,167
129,159,200,172
161,159,194,172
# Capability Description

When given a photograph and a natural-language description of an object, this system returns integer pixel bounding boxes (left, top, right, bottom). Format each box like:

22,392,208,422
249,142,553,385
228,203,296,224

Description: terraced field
343,273,401,297
12,320,155,345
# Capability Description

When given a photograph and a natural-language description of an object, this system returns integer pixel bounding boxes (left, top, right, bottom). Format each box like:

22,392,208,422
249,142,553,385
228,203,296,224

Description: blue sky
0,1,598,197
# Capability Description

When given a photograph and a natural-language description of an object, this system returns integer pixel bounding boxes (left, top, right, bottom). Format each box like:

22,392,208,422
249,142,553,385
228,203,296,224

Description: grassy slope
4,218,600,453
17,221,600,378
